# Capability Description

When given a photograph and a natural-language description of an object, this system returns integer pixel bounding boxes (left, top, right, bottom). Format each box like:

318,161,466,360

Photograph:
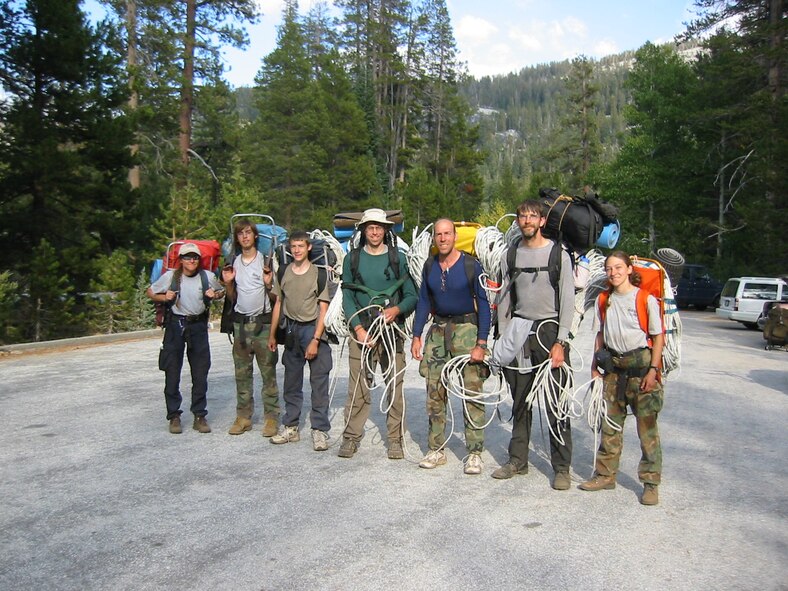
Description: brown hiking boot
337,438,358,458
192,416,211,434
228,417,252,435
552,471,571,490
579,474,616,491
491,462,528,479
387,439,404,460
169,416,182,434
641,483,659,506
261,416,279,438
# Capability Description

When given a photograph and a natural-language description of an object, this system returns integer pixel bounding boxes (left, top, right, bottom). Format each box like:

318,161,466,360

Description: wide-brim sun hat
356,208,394,228
179,243,202,257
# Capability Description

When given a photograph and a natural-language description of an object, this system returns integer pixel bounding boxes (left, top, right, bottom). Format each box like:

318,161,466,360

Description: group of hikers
147,201,666,506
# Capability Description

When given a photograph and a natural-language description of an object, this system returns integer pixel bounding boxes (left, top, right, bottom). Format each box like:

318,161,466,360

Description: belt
172,313,208,323
607,346,649,359
233,311,272,324
433,312,477,325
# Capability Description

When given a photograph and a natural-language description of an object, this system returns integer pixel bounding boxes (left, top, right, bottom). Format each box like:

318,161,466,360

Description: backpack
422,253,478,312
150,240,221,284
538,187,618,252
275,238,338,298
597,257,668,349
155,269,212,327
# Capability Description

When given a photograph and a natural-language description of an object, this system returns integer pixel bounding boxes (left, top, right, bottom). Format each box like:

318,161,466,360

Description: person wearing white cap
147,243,224,434
337,208,418,460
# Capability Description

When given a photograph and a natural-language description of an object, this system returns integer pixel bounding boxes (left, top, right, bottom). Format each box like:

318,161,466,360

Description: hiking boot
463,453,484,475
579,473,617,491
270,425,300,444
169,416,182,434
491,462,528,479
641,483,659,506
228,416,252,435
552,471,571,490
337,438,358,458
387,439,404,460
312,430,329,451
261,416,279,438
419,450,447,469
192,416,211,434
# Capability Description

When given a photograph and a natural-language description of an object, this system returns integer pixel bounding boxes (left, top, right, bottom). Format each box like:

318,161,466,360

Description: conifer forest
0,0,785,343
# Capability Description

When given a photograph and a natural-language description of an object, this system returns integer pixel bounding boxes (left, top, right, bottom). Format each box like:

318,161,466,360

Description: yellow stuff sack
431,221,481,256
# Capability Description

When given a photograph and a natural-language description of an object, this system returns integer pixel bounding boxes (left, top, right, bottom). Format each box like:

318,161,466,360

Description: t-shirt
271,263,330,323
595,287,662,353
149,269,220,316
496,239,574,341
233,251,270,315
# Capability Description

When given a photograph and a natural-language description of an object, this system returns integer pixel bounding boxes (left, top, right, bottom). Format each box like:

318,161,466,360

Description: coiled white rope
440,355,508,430
575,375,621,470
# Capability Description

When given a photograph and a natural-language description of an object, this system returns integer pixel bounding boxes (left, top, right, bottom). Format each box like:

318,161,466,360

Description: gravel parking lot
1,311,786,590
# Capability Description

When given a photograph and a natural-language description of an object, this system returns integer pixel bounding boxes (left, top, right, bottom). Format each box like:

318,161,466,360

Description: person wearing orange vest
580,250,665,505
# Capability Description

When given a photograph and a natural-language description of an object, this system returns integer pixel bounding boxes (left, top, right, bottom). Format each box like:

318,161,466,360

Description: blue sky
85,0,697,87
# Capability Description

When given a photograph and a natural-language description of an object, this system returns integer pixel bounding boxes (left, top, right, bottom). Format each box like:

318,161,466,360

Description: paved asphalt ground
1,311,786,591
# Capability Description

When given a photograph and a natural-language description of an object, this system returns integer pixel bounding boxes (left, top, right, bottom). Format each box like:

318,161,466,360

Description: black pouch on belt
594,348,616,375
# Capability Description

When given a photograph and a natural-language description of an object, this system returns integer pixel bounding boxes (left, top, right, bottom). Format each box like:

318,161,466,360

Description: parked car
675,264,724,310
716,276,788,329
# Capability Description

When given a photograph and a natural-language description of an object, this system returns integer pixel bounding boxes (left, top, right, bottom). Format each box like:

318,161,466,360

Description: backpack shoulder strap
317,267,327,295
387,233,401,279
635,287,655,347
422,256,437,311
463,253,477,300
350,248,361,283
548,241,562,311
598,290,612,325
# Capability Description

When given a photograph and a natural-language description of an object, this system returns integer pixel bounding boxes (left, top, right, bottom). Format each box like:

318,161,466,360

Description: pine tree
0,0,133,293
24,240,82,342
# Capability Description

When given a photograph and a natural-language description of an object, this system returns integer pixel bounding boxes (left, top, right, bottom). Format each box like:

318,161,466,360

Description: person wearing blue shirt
411,219,491,475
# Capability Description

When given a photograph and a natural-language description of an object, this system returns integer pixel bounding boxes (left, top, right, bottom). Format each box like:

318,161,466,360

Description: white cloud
507,25,544,52
593,39,619,57
455,15,498,45
563,16,588,38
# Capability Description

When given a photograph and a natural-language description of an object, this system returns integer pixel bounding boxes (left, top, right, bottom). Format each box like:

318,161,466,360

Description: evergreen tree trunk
179,0,197,168
126,0,140,189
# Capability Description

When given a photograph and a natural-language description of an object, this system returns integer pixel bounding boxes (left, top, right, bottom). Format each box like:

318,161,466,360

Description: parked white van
716,276,788,329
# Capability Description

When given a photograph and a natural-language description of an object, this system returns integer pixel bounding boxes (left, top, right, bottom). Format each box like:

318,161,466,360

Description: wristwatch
555,338,568,347
476,342,488,350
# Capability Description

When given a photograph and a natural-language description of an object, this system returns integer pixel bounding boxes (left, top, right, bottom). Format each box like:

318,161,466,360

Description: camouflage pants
232,320,280,420
419,321,486,454
596,348,663,485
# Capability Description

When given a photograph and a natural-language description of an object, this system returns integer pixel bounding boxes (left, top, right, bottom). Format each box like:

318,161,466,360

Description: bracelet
648,365,660,372
312,337,321,342
476,343,488,350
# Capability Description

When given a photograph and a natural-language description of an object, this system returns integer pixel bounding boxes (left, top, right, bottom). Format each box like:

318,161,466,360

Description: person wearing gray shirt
492,199,574,490
147,243,223,435
221,219,281,437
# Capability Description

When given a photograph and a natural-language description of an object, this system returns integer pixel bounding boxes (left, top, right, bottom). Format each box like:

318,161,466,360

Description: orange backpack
598,257,667,347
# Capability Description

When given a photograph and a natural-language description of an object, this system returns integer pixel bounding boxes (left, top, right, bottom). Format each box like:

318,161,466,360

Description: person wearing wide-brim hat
147,243,224,435
337,208,418,460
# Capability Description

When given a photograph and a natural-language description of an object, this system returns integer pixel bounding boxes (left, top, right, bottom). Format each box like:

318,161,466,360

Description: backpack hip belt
233,311,272,324
172,312,209,323
433,312,478,325
606,345,650,359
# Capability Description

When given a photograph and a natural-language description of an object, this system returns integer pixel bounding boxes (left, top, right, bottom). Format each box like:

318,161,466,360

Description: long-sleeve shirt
341,246,418,330
412,253,491,341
